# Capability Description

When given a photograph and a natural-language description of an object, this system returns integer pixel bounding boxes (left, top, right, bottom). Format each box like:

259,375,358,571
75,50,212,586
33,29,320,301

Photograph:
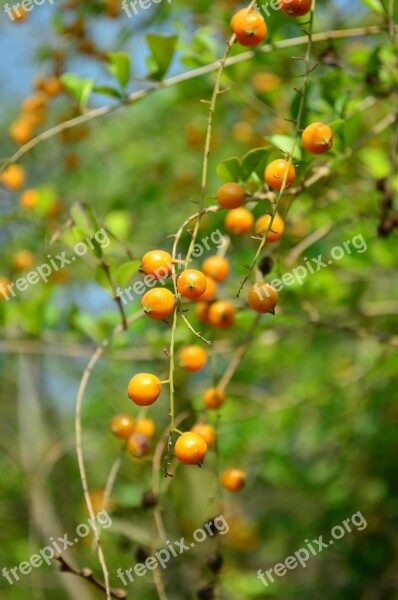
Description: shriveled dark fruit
206,552,223,573
196,585,214,600
141,489,158,509
135,546,150,563
259,256,273,276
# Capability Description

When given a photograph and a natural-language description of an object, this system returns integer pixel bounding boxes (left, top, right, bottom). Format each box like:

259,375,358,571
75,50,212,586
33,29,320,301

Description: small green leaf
266,135,302,161
116,261,140,288
93,85,124,99
240,147,270,181
358,0,384,14
107,52,131,89
60,73,94,108
216,157,241,183
146,34,178,81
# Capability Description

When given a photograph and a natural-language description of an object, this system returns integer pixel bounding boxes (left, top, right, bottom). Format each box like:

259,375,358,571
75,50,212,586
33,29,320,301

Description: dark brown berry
259,256,273,276
141,490,158,509
206,552,223,573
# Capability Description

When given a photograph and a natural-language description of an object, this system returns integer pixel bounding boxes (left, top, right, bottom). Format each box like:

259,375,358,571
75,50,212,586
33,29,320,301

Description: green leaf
94,265,114,295
107,52,131,89
266,135,302,161
240,147,270,181
70,202,99,237
358,0,384,14
60,73,94,108
93,85,124,99
216,157,240,183
116,261,140,288
146,34,178,81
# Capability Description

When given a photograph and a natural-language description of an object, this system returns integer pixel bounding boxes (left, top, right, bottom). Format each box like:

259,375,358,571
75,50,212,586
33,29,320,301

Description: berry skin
302,122,333,154
20,189,38,210
128,373,161,406
141,288,175,320
225,208,254,235
110,414,135,440
1,164,26,192
175,432,208,465
10,119,34,146
195,302,211,324
220,469,246,493
204,388,226,410
127,433,150,457
216,182,245,209
279,0,312,17
203,256,230,283
198,276,217,302
177,269,207,300
192,424,217,447
231,9,268,47
135,418,156,439
42,77,63,97
208,301,235,329
248,283,279,314
265,159,296,190
180,345,207,372
255,212,285,243
142,250,172,279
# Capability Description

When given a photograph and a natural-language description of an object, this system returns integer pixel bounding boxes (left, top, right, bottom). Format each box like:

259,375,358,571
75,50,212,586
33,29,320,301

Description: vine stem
237,0,317,297
75,310,144,599
2,25,394,172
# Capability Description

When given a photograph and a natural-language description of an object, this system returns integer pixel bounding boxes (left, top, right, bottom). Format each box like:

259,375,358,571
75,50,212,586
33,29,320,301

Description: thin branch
55,555,127,599
2,26,394,170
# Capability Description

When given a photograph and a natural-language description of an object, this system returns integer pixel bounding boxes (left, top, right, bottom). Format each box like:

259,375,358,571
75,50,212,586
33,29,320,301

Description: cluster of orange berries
110,413,156,457
231,0,314,48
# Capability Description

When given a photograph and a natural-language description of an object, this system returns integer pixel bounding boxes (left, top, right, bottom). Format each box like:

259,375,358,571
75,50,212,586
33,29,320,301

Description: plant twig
55,555,127,599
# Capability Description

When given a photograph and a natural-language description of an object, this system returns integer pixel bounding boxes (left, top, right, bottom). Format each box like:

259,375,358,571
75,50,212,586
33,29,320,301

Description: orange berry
12,6,28,22
21,93,48,113
0,277,11,302
202,256,230,283
231,9,268,47
302,122,333,155
252,72,282,94
87,488,114,514
128,373,161,406
248,283,279,314
198,276,217,302
141,288,175,320
20,189,38,210
225,207,254,235
255,212,285,243
142,250,173,279
1,164,26,192
180,345,207,372
279,0,312,17
177,269,207,300
204,388,226,410
216,182,246,209
12,250,34,272
135,418,156,439
175,432,208,465
110,414,135,440
127,433,150,457
220,469,246,493
9,119,34,146
192,424,217,447
265,159,295,190
208,301,235,329
195,302,211,324
42,77,63,97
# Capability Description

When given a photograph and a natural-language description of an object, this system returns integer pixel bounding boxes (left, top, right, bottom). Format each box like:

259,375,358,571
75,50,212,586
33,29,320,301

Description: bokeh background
1,0,397,599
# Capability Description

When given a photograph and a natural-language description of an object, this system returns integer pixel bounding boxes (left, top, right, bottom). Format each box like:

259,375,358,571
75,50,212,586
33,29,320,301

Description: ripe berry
178,269,207,300
265,159,295,190
135,418,156,439
142,250,172,279
248,283,279,314
20,189,38,210
225,208,254,235
141,288,175,320
0,277,11,301
255,212,285,243
231,9,268,47
180,345,207,372
110,414,135,440
128,373,161,406
220,469,246,493
208,301,235,329
191,424,217,447
202,256,230,282
42,77,63,97
279,0,313,17
204,388,226,410
216,182,245,209
127,433,150,457
1,164,26,192
12,250,34,272
175,432,208,465
195,302,211,324
198,276,217,302
10,119,34,145
302,122,333,154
